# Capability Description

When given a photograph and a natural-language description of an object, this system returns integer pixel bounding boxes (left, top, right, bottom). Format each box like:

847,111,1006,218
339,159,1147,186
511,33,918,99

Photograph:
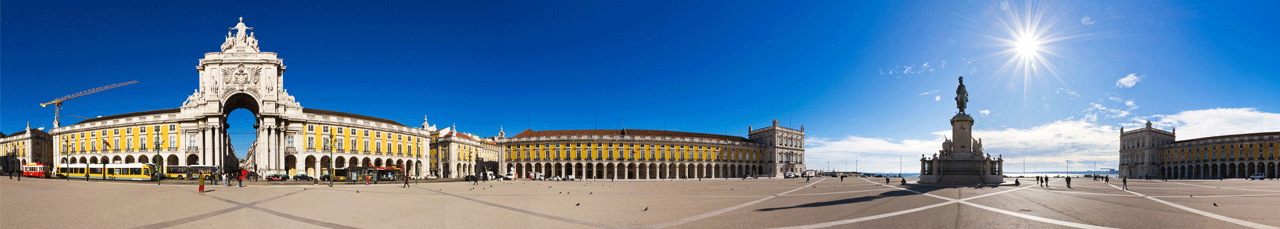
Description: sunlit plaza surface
4,177,1280,228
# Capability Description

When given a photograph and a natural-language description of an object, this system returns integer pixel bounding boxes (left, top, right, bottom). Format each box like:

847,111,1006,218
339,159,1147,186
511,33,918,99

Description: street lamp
155,131,162,185
63,137,70,181
328,131,334,187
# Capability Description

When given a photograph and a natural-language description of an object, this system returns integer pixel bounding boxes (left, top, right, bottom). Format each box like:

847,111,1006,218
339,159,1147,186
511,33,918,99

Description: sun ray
984,0,1084,106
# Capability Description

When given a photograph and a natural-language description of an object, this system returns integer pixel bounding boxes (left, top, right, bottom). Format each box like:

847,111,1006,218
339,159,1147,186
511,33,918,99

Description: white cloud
980,110,991,116
918,90,939,95
935,96,941,101
1001,1,1010,11
1116,73,1143,88
1083,102,1131,120
805,119,1120,173
1081,17,1096,25
1055,88,1081,99
1140,108,1280,140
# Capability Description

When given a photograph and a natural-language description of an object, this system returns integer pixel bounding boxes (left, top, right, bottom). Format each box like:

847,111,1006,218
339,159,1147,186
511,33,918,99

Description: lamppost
328,131,334,187
63,137,70,181
154,131,162,185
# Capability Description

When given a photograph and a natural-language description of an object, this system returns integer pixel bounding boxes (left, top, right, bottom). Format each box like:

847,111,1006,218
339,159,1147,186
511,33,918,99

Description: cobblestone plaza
4,177,1280,228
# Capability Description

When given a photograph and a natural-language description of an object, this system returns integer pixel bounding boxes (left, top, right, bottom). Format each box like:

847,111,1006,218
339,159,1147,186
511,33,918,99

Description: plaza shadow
756,185,950,212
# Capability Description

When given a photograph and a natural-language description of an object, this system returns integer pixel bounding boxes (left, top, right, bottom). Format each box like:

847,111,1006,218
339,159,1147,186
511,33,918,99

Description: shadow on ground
756,185,949,212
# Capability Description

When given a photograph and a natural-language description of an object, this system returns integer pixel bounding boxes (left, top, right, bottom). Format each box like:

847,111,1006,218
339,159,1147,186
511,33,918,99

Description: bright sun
989,1,1083,102
1015,34,1040,56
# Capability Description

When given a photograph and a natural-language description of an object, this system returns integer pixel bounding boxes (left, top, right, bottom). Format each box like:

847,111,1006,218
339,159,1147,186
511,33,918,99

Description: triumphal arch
51,18,431,178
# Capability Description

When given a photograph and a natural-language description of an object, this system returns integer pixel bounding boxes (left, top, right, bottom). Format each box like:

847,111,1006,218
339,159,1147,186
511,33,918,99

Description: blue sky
3,1,1279,173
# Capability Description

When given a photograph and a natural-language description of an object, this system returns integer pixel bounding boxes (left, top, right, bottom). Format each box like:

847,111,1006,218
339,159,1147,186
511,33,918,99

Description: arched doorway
284,155,297,176
304,155,316,177
221,92,261,174
187,155,199,166
167,155,180,166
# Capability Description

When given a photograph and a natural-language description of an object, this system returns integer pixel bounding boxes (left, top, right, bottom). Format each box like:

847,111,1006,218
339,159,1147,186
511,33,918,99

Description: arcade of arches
48,18,429,178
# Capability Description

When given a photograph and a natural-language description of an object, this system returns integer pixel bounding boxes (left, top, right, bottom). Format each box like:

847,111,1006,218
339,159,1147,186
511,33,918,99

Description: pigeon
643,207,648,211
1214,203,1218,207
576,203,580,206
590,192,593,195
357,191,360,193
560,192,563,194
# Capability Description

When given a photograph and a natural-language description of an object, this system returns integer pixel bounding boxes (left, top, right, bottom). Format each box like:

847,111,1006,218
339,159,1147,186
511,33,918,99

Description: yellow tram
58,163,157,181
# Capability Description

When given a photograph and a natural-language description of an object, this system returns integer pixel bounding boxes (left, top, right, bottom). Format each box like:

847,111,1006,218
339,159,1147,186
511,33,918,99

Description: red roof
511,129,750,142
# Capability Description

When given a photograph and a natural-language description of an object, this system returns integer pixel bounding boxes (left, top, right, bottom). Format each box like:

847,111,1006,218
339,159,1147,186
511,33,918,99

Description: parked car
566,175,575,181
293,174,314,181
548,176,562,181
1250,173,1266,180
464,175,476,181
504,173,514,180
266,174,289,181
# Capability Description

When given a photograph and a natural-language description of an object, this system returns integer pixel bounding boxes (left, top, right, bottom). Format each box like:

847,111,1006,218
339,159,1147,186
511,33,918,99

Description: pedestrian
1066,176,1071,189
884,176,889,184
840,175,844,182
1122,177,1128,190
402,175,410,188
238,171,244,187
198,174,205,193
806,176,810,183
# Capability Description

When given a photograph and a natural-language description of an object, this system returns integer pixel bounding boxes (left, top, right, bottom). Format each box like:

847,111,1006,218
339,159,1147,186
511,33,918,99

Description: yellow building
496,120,806,179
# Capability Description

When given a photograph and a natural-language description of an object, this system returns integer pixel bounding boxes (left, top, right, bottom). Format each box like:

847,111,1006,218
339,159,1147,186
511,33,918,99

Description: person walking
402,175,410,188
1122,177,1128,190
1066,176,1072,189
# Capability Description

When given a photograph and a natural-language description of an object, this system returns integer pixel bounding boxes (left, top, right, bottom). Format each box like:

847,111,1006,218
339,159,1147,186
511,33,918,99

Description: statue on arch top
955,76,968,114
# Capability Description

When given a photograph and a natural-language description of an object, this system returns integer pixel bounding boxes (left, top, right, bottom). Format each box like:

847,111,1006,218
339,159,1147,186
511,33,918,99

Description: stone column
315,158,322,177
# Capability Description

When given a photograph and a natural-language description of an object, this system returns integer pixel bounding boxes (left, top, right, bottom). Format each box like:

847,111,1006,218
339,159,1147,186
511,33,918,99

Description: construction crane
41,80,138,128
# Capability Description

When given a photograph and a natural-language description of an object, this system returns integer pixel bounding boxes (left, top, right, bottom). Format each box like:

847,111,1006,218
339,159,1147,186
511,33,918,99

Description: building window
307,137,315,149
308,125,314,132
364,140,369,152
350,139,357,152
169,136,176,148
287,135,295,147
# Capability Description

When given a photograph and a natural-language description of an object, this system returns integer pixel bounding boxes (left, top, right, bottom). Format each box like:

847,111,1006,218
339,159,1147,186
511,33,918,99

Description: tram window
91,168,102,174
131,168,141,175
